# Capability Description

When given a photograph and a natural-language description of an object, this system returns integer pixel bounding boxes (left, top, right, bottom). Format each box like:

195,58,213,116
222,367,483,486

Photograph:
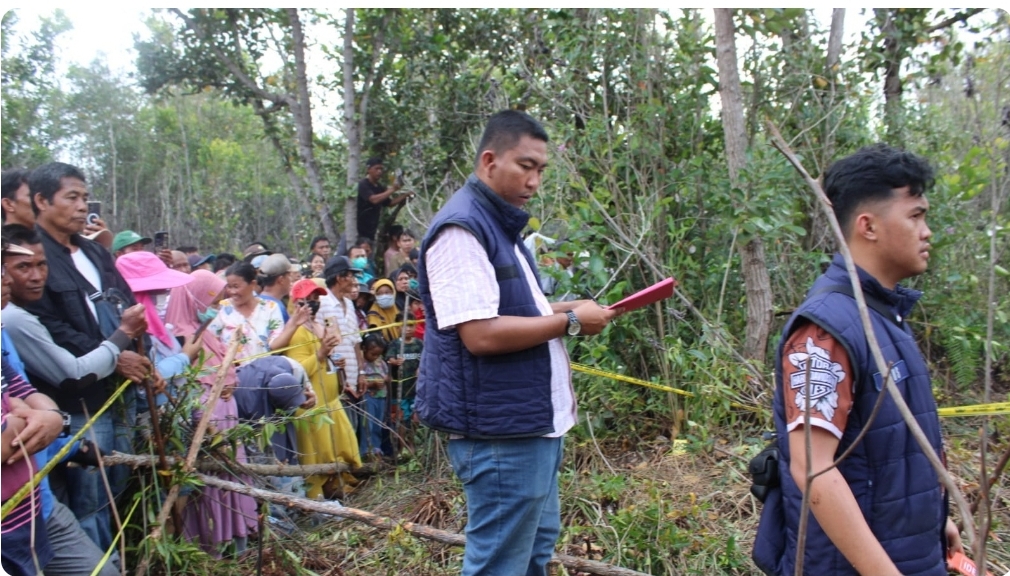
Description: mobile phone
86,201,101,226
324,317,335,329
153,231,169,251
395,169,404,187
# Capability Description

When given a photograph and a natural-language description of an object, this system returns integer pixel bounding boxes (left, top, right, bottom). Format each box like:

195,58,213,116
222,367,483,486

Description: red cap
291,278,327,300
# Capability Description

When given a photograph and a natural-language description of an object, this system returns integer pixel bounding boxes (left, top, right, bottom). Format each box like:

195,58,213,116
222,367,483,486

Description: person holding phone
283,279,361,499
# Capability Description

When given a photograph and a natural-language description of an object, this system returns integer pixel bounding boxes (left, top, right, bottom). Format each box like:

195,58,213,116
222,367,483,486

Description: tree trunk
287,8,338,242
342,8,360,246
876,9,905,144
826,9,845,73
714,8,774,362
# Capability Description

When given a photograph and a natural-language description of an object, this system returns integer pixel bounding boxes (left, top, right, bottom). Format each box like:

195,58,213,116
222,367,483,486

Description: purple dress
181,387,259,556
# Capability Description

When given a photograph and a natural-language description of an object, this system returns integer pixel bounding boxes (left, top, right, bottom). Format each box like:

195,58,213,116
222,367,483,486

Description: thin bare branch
766,118,977,545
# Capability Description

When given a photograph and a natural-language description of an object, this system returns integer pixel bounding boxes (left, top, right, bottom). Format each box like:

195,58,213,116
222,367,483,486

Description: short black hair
214,252,237,272
394,311,415,323
310,235,329,251
824,144,934,237
177,245,199,253
366,157,383,168
362,333,386,352
1,168,30,220
386,224,404,241
399,228,415,240
224,261,258,284
475,109,549,167
354,237,373,249
3,223,42,247
27,162,87,216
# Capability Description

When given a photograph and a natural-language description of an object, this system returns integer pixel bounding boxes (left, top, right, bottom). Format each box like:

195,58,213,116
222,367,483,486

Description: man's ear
853,211,878,241
0,197,14,213
477,149,497,174
32,192,48,213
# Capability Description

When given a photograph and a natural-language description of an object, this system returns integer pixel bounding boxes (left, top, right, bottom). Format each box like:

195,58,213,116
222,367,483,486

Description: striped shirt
1,358,45,535
426,226,576,438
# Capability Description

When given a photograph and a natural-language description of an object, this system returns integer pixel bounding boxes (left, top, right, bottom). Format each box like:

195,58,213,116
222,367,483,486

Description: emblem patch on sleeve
788,336,847,420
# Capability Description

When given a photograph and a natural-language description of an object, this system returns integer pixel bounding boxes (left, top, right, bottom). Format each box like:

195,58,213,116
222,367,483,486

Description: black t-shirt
356,178,389,241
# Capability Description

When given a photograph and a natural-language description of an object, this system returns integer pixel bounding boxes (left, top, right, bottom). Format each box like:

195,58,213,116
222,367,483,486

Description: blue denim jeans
359,393,386,457
59,390,135,552
448,436,564,576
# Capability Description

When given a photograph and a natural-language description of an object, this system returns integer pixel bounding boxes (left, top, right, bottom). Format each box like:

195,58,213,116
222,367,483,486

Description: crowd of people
0,159,428,574
2,109,966,576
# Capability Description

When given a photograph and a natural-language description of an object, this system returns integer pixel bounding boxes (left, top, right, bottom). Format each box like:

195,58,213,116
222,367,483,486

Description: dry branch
102,452,378,478
196,473,652,576
766,119,977,546
135,335,242,576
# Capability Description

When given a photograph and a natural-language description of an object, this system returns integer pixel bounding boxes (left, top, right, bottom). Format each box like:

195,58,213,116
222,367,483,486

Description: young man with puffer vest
416,110,620,575
753,144,963,575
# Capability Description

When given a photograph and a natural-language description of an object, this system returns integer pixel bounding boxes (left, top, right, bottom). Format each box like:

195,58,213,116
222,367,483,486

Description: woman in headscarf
284,279,362,499
115,251,202,406
164,270,258,556
367,278,400,342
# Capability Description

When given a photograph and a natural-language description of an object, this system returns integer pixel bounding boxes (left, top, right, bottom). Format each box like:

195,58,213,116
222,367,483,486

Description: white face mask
375,294,395,309
154,292,170,320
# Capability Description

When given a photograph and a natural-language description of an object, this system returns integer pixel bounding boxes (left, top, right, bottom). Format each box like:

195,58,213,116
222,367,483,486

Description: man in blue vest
753,144,963,575
416,110,619,575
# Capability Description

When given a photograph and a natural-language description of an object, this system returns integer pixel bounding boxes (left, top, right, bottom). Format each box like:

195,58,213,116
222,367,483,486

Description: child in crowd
359,334,389,459
388,229,415,271
384,312,423,449
382,224,404,274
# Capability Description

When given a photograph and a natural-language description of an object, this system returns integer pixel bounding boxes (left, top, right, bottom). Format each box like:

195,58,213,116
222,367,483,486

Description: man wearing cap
111,230,151,258
318,256,366,399
356,157,413,242
188,253,215,272
21,161,147,552
257,253,301,322
242,241,271,263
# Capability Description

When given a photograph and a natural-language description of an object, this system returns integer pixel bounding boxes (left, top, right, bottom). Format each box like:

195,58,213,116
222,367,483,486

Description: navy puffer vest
753,255,946,576
415,175,554,439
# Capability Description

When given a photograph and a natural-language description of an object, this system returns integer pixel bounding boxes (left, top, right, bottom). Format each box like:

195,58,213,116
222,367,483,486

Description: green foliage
1,9,71,166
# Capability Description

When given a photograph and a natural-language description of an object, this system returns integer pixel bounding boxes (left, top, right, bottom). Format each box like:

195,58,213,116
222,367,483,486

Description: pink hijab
165,270,233,386
116,252,192,347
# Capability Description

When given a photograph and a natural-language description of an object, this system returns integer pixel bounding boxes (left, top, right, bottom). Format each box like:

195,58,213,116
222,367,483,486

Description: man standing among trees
753,144,963,575
356,157,412,242
23,161,146,554
416,110,619,575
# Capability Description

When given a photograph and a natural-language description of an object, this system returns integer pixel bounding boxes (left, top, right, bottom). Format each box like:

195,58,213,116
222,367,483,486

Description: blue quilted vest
415,174,554,438
753,255,947,576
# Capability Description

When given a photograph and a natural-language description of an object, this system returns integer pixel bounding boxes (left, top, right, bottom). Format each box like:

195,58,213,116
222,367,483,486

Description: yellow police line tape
90,496,140,576
232,319,419,364
1,378,134,520
570,363,1010,419
936,402,1010,418
570,363,763,414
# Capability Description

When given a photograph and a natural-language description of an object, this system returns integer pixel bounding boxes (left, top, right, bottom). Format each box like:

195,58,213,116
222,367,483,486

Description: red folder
947,552,993,576
607,277,677,312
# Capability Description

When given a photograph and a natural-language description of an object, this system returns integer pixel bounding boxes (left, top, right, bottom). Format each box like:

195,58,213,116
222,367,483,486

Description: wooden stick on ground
196,472,652,576
102,451,376,477
135,334,242,576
